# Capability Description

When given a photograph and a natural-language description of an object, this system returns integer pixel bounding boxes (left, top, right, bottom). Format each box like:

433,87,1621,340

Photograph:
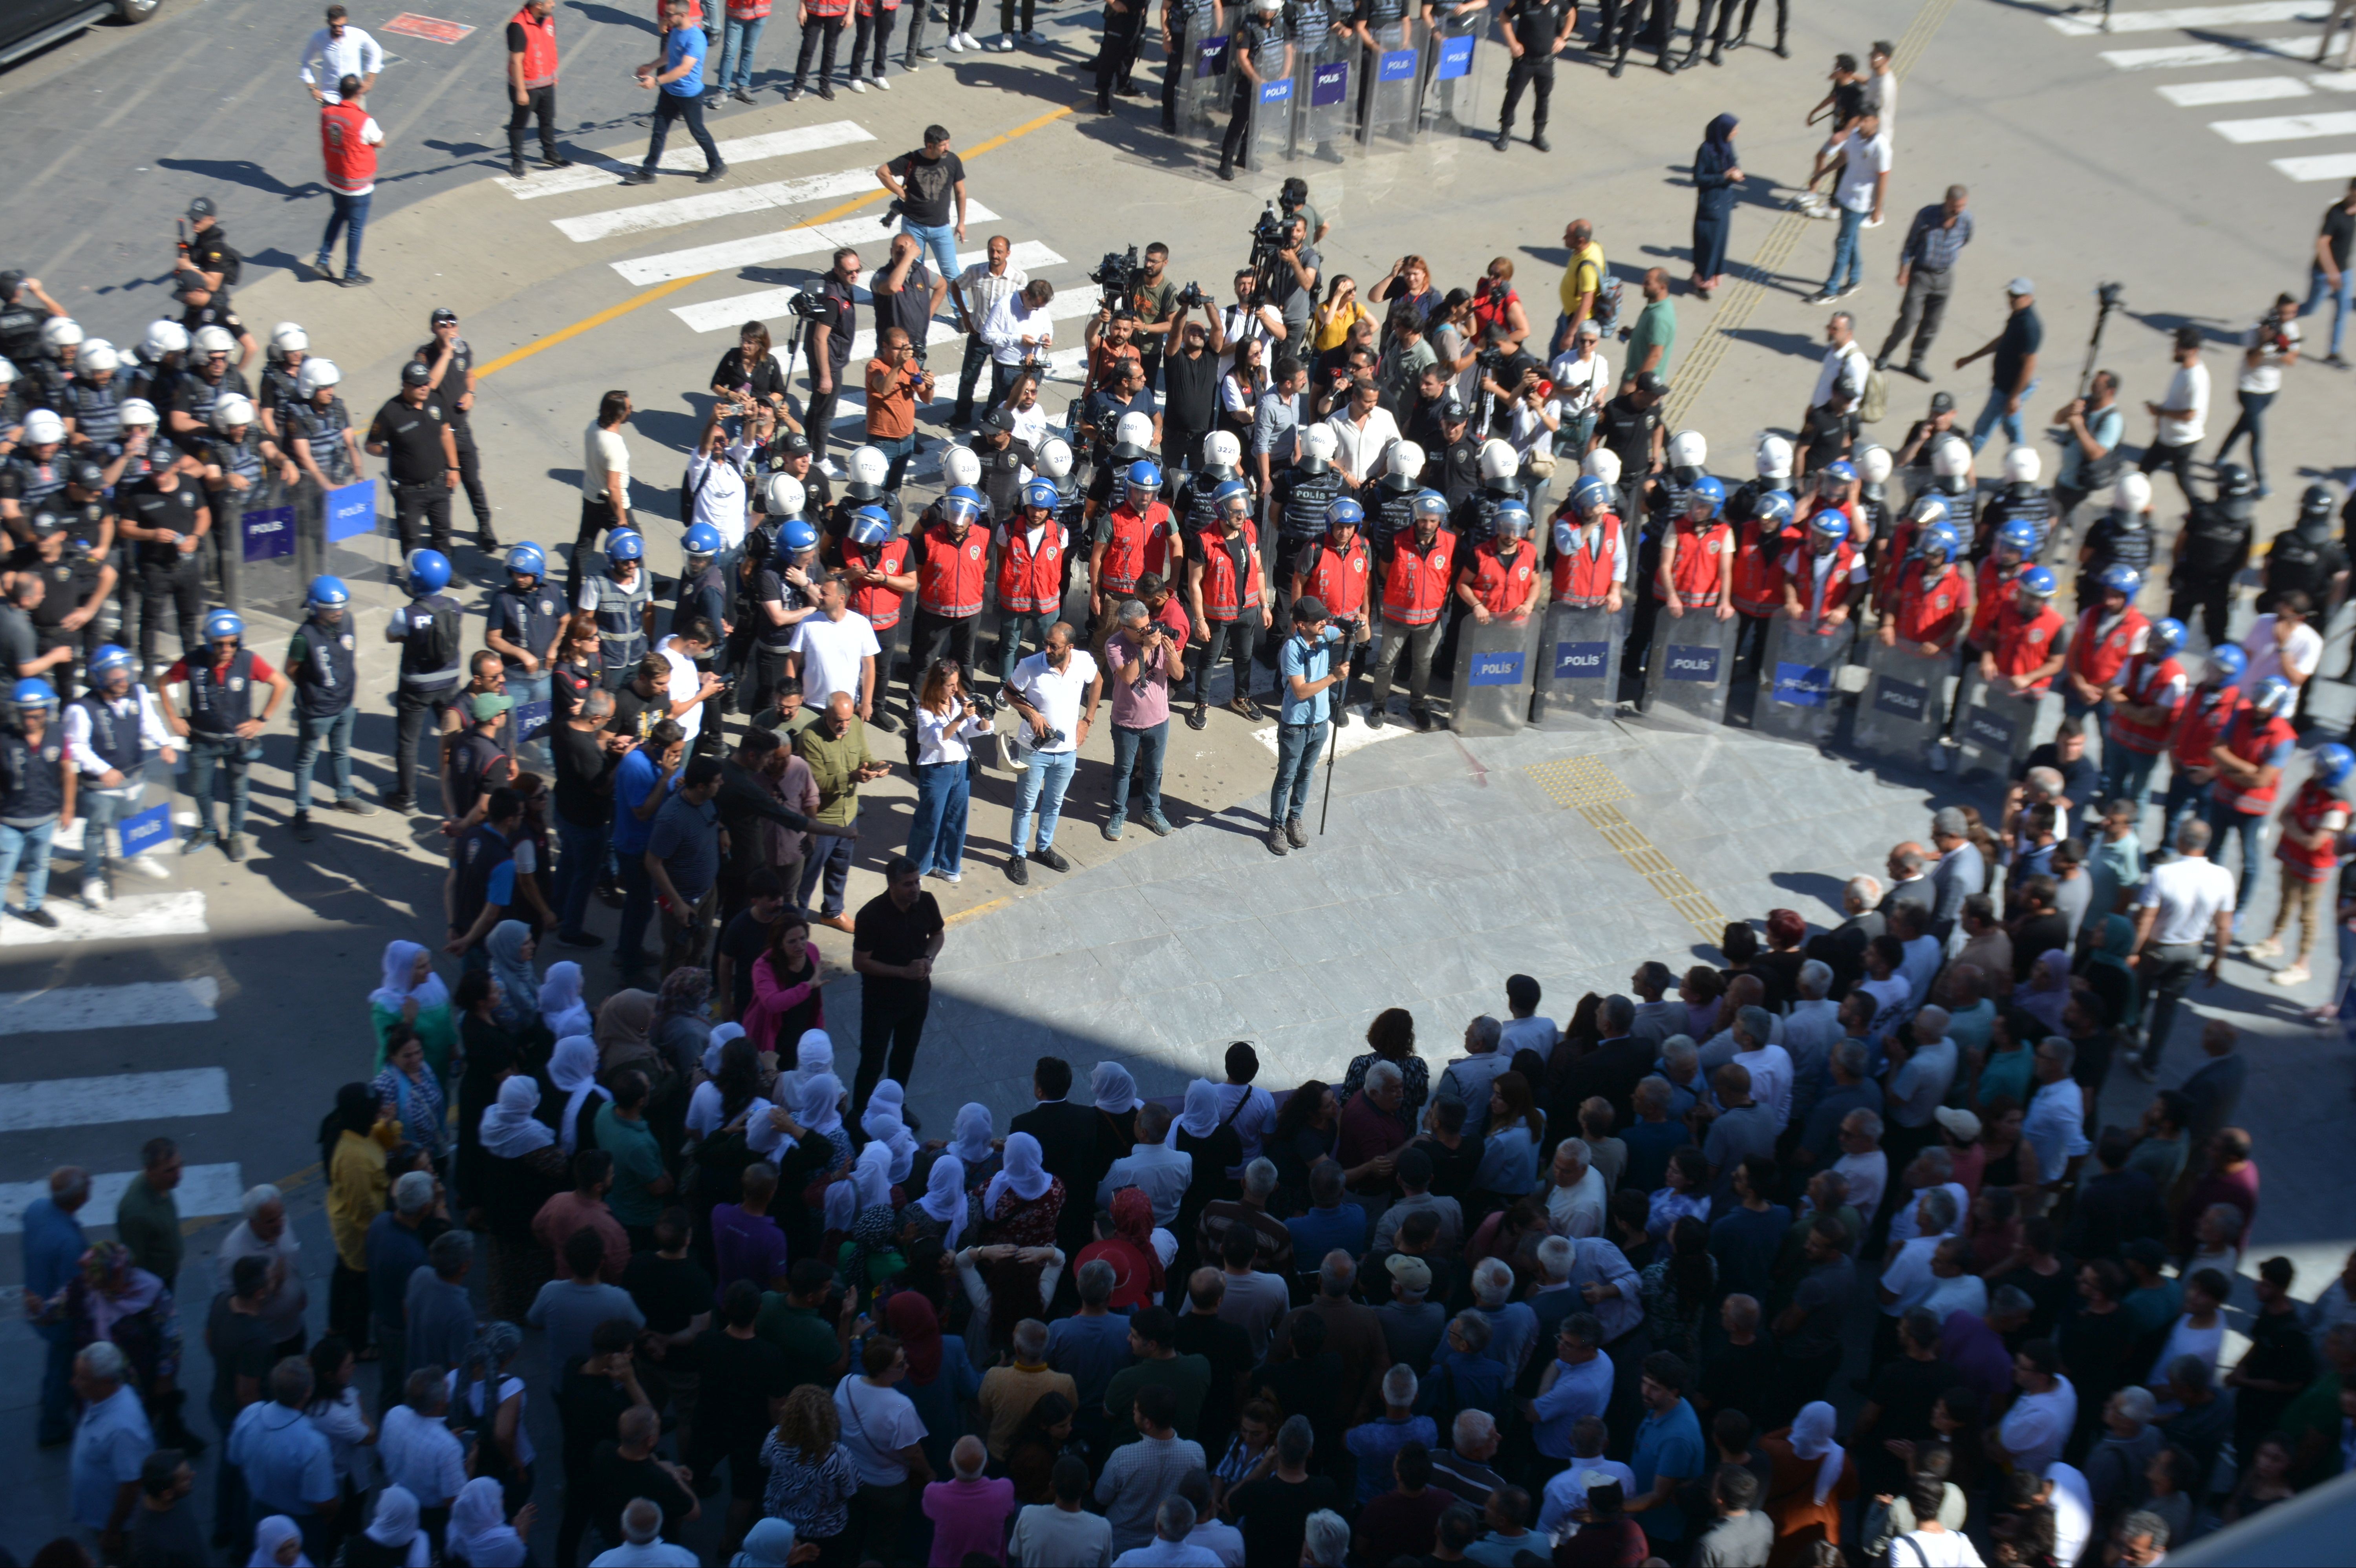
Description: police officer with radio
116,448,210,676
490,543,565,768
284,575,370,841
157,609,288,862
368,362,461,561
174,197,243,301
419,309,499,552
386,550,465,814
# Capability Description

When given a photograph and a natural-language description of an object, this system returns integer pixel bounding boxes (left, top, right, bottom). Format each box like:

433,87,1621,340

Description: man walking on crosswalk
624,0,727,187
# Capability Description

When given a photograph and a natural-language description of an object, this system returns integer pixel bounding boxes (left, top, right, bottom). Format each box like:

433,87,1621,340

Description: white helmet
1036,435,1074,481
296,357,342,395
20,409,66,445
1388,440,1426,479
762,473,806,516
1477,437,1518,483
941,446,982,489
192,325,237,357
271,322,309,355
1203,429,1241,470
2002,446,2041,486
1929,434,1972,480
40,318,83,351
212,393,256,431
1667,429,1708,470
1754,433,1793,480
1583,448,1623,487
1302,424,1339,464
1856,444,1893,485
0,356,14,384
2113,471,2153,515
143,320,190,359
119,398,159,428
79,340,119,375
846,444,890,490
1115,411,1155,450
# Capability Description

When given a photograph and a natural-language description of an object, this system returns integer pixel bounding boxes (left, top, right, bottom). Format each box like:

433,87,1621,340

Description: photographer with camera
982,279,1059,415
801,249,863,466
1267,597,1348,855
865,328,937,501
1160,298,1226,478
1264,216,1323,349
1081,300,1146,426
1004,621,1101,885
1474,322,1544,440
2213,293,2301,497
1104,594,1185,839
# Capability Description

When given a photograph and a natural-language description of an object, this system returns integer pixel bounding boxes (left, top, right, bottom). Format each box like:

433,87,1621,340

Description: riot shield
1952,669,2051,781
1183,34,1232,138
1420,9,1485,136
1640,609,1738,727
1531,601,1624,729
1291,39,1353,160
1852,641,1955,766
1251,73,1296,166
1357,21,1419,146
1752,618,1855,745
1449,607,1541,736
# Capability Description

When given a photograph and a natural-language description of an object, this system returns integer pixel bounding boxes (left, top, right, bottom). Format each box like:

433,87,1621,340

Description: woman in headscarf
2019,948,2074,1036
594,987,661,1077
1076,1185,1165,1311
371,1025,448,1169
485,920,543,1042
322,1081,394,1353
909,1152,973,1255
475,1076,568,1321
1167,1077,1241,1287
780,1029,837,1106
547,1034,609,1157
1341,1008,1428,1131
1690,114,1743,299
454,969,523,1211
248,1515,312,1567
861,1082,919,1188
1760,1400,1856,1565
344,1483,429,1566
1090,1061,1142,1160
2076,913,2141,1036
646,967,710,1155
884,1288,980,1480
67,1241,186,1444
977,1130,1066,1340
446,1475,532,1567
538,960,591,1047
744,911,825,1056
730,1517,801,1568
949,1102,1000,1192
368,939,457,1082
448,1321,534,1512
826,1139,897,1274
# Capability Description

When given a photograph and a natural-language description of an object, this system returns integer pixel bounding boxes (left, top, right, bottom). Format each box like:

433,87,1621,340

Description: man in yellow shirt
1554,219,1606,355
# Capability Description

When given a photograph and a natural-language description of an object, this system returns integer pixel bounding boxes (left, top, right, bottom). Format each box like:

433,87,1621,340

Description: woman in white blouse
906,657,994,883
1220,338,1268,444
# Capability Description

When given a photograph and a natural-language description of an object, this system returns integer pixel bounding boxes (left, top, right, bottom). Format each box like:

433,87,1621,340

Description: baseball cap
470,692,515,721
1635,372,1670,397
401,361,432,388
1933,1106,1981,1142
775,430,813,456
1440,398,1467,423
186,196,217,219
1929,391,1956,414
1385,1254,1432,1291
2006,276,2035,296
1292,596,1330,622
430,307,459,326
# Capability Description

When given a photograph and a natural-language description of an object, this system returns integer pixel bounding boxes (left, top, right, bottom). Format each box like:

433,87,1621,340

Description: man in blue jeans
1005,622,1100,885
2299,179,2356,367
623,0,726,186
21,1166,90,1445
609,718,685,972
1104,595,1183,840
1268,596,1347,856
877,125,969,282
1802,109,1887,308
285,574,375,842
1957,278,2042,453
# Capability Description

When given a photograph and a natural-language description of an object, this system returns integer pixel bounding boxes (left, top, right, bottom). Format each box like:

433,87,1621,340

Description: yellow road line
478,104,1076,380
947,896,1010,925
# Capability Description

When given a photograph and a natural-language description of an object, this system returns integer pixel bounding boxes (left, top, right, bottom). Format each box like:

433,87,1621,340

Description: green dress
373,998,460,1086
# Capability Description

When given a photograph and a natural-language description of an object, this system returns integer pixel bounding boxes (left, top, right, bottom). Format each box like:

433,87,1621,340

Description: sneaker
929,866,963,883
2271,963,2312,986
1284,815,1307,848
331,797,377,816
122,854,170,881
962,30,981,46
311,255,333,277
1531,133,1551,152
1492,132,1511,152
554,930,605,949
1226,696,1261,721
222,833,247,863
291,813,316,843
541,152,574,168
1006,855,1030,885
1103,818,1125,841
181,827,217,856
913,47,938,60
381,792,416,813
81,881,109,908
2243,936,2284,960
1410,707,1434,731
1801,289,1837,306
698,163,729,182
873,73,892,88
816,80,837,98
996,31,1016,48
1141,810,1173,837
732,85,755,103
783,84,803,101
947,30,965,48
1035,845,1071,873
869,710,901,734
849,75,870,90
1366,706,1386,729
10,906,59,928
1265,826,1290,856
2325,353,2349,369
340,272,374,287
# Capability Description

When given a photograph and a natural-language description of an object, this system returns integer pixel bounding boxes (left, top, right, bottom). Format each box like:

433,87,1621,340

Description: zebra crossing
2056,1,2356,181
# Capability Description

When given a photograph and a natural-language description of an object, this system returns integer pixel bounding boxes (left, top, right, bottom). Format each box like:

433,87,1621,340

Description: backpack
1859,364,1889,424
410,598,459,674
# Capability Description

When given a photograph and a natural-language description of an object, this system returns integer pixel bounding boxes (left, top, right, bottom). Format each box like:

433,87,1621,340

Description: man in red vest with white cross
314,75,384,287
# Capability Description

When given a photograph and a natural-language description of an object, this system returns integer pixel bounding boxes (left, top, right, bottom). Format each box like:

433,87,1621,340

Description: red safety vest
1382,528,1456,627
1876,517,1920,604
319,102,378,196
2210,705,2296,815
1096,501,1171,594
1968,557,2020,646
1461,540,1537,617
1302,536,1373,619
510,5,559,86
915,524,988,619
2277,778,2349,881
2067,605,2149,688
1730,520,1791,619
843,537,910,631
1990,599,2068,692
1551,515,1622,609
2169,682,2241,775
1777,540,1863,622
1890,559,1968,649
2105,652,2186,756
1657,520,1731,603
1197,521,1260,623
995,522,1065,616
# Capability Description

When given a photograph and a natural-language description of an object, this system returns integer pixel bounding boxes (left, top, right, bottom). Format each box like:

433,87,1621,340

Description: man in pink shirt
531,1149,631,1282
922,1435,1018,1566
1104,587,1187,841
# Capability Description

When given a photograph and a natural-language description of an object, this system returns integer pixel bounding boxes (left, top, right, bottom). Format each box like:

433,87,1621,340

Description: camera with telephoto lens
877,197,907,228
965,689,1000,718
785,291,826,320
1090,247,1142,311
1175,280,1209,309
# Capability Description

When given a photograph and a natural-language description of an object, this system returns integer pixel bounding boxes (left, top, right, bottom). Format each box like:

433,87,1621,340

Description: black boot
1610,49,1627,75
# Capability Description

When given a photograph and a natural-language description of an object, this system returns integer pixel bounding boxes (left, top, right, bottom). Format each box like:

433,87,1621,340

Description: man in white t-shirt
684,409,758,553
1832,1109,1888,1225
2129,817,2237,1076
1807,111,1890,306
1546,321,1612,453
1996,1345,2076,1475
2140,325,2210,503
1886,1474,1984,1566
654,625,723,747
2240,600,2323,691
835,1344,931,1561
787,572,882,717
2213,292,2300,493
1004,621,1102,885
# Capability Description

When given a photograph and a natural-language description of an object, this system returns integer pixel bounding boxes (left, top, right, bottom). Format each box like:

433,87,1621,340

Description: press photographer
2213,291,2301,496
1260,211,1322,347
801,249,862,466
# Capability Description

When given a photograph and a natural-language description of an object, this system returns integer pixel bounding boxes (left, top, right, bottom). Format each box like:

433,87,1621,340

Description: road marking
2274,149,2356,175
0,1163,243,1235
2211,108,2356,139
555,166,885,243
0,891,207,948
2100,36,2311,66
0,978,220,1035
496,120,877,200
0,1069,232,1133
614,207,1028,287
678,273,1107,340
2051,1,2327,35
2160,75,2312,103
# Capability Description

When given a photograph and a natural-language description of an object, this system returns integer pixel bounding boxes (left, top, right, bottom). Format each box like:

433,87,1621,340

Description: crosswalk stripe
2052,1,2327,35
0,978,220,1035
611,203,1020,287
2161,74,2312,102
0,1162,243,1235
2274,149,2356,176
0,1069,232,1134
2211,108,2356,139
664,236,1060,323
2101,36,2311,67
495,120,876,200
555,166,880,243
0,891,207,948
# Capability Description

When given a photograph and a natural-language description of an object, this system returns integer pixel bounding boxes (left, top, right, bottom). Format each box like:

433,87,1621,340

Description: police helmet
407,550,453,594
1809,510,1850,544
1023,480,1061,512
1384,440,1427,491
762,473,806,517
845,445,891,494
11,678,57,709
2115,472,2153,516
296,358,342,396
2017,566,2058,599
211,393,255,432
1035,437,1074,481
1754,490,1796,530
80,340,119,375
20,409,65,446
1908,492,1951,528
2002,446,2042,486
1570,476,1615,518
1203,429,1242,470
202,607,244,642
940,486,985,528
1213,478,1254,512
1667,429,1707,470
40,318,83,351
2095,563,2143,599
1410,488,1450,523
847,506,894,548
605,531,645,563
307,575,352,608
1754,434,1793,481
683,522,724,558
2316,742,2356,790
1124,459,1163,497
2215,462,2256,500
942,446,983,490
1476,437,1518,484
1493,500,1534,541
87,644,135,680
1995,518,2041,557
504,544,546,579
2251,674,2295,716
779,519,820,555
1685,477,1727,518
271,322,309,355
2147,616,2187,658
118,398,158,429
2209,644,2248,684
1915,522,1962,565
193,326,236,358
1855,444,1893,486
2300,482,2338,522
1582,448,1622,488
1326,497,1364,533
142,320,190,359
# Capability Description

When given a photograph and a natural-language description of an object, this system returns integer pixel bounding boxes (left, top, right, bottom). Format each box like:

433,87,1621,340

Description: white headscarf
796,1071,845,1137
480,1076,556,1159
826,1137,895,1233
732,1518,801,1568
796,1029,836,1078
1789,1400,1845,1506
950,1103,994,1166
702,1021,747,1076
547,1035,609,1156
538,959,590,1041
919,1153,969,1252
448,1477,527,1568
364,1484,423,1550
370,939,449,1015
1169,1078,1222,1142
1091,1060,1141,1115
862,1082,917,1184
247,1515,312,1567
983,1130,1053,1215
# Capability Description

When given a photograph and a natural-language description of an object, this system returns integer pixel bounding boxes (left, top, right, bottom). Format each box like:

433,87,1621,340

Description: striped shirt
1901,204,1976,272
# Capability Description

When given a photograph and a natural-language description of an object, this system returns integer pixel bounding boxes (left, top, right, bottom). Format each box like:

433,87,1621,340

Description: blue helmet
2017,566,2058,599
606,530,644,562
1995,518,2041,557
1326,498,1365,534
1410,488,1450,522
2096,563,2142,599
202,607,244,642
1809,510,1850,544
1022,479,1061,512
1123,459,1162,495
2316,742,2356,789
779,518,821,555
1570,476,1615,518
1915,522,1962,565
940,486,985,527
2148,617,2187,657
1753,491,1796,530
88,643,134,680
847,505,894,548
2209,644,2248,684
1493,499,1534,540
2251,674,2295,716
406,549,452,595
11,678,57,709
1817,460,1858,490
682,523,723,558
1908,492,1952,527
1213,478,1254,511
1684,477,1727,518
306,574,351,608
504,543,546,579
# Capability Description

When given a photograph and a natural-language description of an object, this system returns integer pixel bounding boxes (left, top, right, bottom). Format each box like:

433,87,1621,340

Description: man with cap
173,197,243,303
442,689,517,835
1268,596,1346,855
366,361,461,560
156,609,288,862
416,308,498,551
1956,278,2043,453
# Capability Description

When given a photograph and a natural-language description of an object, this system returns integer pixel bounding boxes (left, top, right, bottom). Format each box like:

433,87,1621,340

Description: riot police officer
0,678,66,927
157,607,289,862
386,550,466,813
2257,482,2348,616
285,575,371,839
2168,462,2257,647
490,543,566,766
2076,472,2157,612
367,361,461,560
1271,424,1347,641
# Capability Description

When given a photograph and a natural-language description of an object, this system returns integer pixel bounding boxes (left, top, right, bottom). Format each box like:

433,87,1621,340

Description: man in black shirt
1229,1409,1342,1563
687,1281,792,1541
1590,372,1667,516
877,127,969,282
2304,177,2356,369
850,855,946,1108
556,1321,662,1564
714,727,829,929
117,460,210,674
1160,302,1226,477
870,235,947,369
366,362,461,558
804,250,862,464
715,870,788,1021
418,309,498,549
552,687,626,947
1494,0,1574,152
1010,1056,1102,1261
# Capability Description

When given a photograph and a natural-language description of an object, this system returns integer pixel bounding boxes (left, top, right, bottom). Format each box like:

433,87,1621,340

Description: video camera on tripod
1248,203,1293,299
1090,246,1142,314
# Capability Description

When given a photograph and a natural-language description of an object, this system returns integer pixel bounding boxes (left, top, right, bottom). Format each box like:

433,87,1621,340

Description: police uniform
1370,522,1454,720
391,590,466,807
177,295,250,351
1270,459,1345,640
905,519,989,720
1095,0,1148,110
2257,523,2347,616
286,395,359,486
172,644,275,842
1350,0,1409,137
198,422,271,590
424,338,497,545
2074,508,2157,609
368,393,457,557
0,718,66,913
183,224,243,299
1497,0,1569,144
258,358,304,442
122,481,207,671
1222,13,1290,175
493,577,566,758
1,448,70,528
2167,496,2253,647
1163,0,1219,130
287,608,361,812
581,564,655,693
0,287,49,366
57,376,124,454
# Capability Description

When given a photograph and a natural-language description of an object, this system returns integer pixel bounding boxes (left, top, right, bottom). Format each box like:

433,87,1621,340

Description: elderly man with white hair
1876,1187,1961,1328
1726,1007,1795,1129
216,1184,310,1358
1344,1364,1436,1505
589,1497,699,1566
1887,1146,1968,1247
1882,1003,1956,1170
1437,1015,1512,1138
1832,1107,1889,1226
2023,1035,2091,1192
1429,1408,1508,1511
69,1340,152,1556
1469,1257,1539,1380
1302,1508,1351,1567
1543,1139,1607,1238
1112,1494,1223,1566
